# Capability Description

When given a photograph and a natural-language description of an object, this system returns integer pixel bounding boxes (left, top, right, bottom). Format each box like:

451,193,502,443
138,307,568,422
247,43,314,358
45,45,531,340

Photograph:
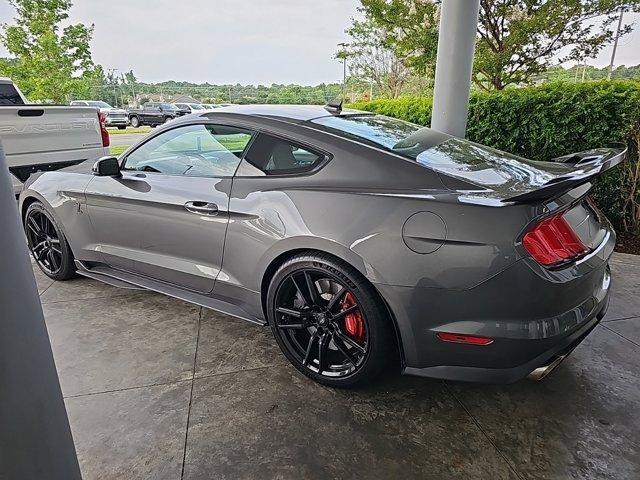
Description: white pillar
431,0,481,138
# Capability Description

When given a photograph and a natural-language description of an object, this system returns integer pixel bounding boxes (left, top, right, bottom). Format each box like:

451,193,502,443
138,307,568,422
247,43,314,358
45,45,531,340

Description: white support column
0,140,81,480
431,0,481,138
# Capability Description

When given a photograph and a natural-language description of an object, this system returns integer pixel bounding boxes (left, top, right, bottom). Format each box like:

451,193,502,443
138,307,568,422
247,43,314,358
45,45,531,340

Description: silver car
70,100,129,129
20,105,625,387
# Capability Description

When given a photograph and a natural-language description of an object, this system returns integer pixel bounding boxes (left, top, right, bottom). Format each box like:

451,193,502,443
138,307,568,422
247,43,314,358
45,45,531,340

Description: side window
123,124,253,177
242,133,324,175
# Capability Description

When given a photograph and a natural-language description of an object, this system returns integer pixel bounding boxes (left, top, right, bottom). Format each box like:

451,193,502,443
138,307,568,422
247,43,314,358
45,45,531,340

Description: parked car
0,78,109,195
19,104,625,388
174,102,206,114
201,104,218,110
172,103,191,116
71,100,129,129
128,102,180,128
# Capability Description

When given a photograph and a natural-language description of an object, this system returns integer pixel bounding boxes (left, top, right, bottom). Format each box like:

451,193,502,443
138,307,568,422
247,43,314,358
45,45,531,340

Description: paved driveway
34,253,640,480
108,133,146,147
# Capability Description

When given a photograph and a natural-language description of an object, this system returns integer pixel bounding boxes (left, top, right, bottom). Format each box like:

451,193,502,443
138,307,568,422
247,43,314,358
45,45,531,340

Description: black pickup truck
128,102,182,128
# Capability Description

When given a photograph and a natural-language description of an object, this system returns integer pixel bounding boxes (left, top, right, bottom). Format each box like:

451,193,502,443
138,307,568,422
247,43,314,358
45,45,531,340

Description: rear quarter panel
222,121,537,308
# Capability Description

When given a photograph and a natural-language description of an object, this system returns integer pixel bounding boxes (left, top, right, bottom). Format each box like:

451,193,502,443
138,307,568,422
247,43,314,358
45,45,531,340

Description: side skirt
74,261,266,326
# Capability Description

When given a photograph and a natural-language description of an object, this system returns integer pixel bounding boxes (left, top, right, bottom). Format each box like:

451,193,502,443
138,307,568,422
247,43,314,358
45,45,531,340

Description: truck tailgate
0,105,107,181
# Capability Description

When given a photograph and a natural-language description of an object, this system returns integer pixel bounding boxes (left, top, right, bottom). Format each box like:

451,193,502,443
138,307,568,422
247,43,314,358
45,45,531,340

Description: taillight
98,112,110,147
522,212,588,266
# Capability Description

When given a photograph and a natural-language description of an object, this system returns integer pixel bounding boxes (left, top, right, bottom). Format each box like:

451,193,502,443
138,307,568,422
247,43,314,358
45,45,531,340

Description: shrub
351,81,640,234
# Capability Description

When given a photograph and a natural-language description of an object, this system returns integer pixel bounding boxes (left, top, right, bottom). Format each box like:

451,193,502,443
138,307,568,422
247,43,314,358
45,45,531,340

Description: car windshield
160,103,178,110
88,101,112,108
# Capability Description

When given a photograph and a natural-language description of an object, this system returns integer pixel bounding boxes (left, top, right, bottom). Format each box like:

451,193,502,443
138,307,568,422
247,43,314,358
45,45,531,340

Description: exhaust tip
527,354,566,381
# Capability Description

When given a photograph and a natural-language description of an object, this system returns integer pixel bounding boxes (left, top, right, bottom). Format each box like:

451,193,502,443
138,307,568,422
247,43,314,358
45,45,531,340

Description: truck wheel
130,116,140,128
163,116,172,124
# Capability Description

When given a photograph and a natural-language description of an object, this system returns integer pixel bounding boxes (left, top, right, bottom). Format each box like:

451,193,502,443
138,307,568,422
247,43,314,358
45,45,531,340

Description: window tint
243,134,323,175
0,83,24,105
124,124,253,177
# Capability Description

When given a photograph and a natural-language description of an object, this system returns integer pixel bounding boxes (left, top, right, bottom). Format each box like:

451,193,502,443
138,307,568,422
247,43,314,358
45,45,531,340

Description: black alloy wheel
268,253,397,387
24,202,76,280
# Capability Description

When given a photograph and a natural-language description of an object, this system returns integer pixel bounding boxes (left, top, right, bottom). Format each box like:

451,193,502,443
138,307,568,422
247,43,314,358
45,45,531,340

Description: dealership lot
34,253,640,480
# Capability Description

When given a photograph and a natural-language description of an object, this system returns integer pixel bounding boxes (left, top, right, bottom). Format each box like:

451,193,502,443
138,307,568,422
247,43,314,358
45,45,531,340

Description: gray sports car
19,104,625,387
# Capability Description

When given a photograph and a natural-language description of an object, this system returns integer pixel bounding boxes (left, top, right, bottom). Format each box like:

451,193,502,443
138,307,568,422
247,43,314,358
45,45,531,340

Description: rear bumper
376,229,615,384
403,283,608,383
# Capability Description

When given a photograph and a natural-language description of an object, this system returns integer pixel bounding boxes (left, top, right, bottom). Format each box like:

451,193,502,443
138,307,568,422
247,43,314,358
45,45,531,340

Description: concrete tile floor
32,254,640,480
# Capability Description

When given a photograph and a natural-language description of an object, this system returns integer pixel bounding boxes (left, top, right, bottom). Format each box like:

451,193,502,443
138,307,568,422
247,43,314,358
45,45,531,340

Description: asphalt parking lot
34,253,640,480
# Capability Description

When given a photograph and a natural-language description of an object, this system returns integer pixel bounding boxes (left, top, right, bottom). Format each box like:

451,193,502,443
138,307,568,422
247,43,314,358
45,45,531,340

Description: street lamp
337,42,350,103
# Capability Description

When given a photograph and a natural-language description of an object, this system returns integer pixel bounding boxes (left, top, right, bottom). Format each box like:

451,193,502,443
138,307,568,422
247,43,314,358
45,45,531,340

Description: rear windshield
311,114,574,189
0,83,24,105
311,115,450,159
88,101,112,108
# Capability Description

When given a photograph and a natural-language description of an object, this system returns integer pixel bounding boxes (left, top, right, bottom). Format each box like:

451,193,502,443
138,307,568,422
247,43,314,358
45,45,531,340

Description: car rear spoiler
503,145,627,204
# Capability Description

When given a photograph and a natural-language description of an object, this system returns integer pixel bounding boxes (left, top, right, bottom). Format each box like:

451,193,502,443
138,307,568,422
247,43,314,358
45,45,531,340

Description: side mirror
92,156,121,177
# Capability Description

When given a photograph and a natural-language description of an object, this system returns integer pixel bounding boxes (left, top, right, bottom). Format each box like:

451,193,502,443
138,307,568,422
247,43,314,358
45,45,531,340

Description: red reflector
437,332,494,346
98,112,110,147
522,213,587,266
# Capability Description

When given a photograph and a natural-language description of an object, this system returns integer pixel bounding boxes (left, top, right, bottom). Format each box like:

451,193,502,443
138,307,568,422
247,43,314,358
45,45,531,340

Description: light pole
608,6,625,80
337,42,350,103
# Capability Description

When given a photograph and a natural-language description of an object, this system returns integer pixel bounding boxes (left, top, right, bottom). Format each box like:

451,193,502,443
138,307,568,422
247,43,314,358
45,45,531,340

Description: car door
143,103,158,123
84,122,254,293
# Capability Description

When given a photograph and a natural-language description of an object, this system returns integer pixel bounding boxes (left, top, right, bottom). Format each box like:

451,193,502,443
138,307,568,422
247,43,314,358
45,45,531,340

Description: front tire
117,125,126,130
129,115,140,128
24,202,76,281
267,252,397,387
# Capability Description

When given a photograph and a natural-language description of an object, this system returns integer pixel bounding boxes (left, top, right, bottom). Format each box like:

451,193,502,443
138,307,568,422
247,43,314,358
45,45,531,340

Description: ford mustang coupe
20,104,625,387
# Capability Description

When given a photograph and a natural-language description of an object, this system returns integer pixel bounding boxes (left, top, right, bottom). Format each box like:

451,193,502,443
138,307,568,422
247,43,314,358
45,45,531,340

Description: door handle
184,201,219,215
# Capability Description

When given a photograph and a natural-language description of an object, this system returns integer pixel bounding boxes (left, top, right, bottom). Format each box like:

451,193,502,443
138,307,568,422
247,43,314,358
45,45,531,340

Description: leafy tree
358,0,439,77
356,1,639,91
339,17,413,98
0,0,97,102
474,0,640,90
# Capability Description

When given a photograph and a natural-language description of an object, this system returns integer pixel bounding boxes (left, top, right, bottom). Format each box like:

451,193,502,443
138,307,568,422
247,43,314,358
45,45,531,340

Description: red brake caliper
341,292,365,343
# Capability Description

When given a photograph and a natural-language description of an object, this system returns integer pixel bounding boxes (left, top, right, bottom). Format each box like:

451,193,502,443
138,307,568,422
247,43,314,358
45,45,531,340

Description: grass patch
107,126,152,135
110,145,129,156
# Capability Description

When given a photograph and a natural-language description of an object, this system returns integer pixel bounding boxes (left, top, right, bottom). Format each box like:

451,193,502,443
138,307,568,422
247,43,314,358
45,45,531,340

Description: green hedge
351,81,640,234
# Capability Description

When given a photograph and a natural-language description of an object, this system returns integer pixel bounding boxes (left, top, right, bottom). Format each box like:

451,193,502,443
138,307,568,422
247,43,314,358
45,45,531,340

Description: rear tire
24,202,76,281
267,252,397,388
129,115,140,128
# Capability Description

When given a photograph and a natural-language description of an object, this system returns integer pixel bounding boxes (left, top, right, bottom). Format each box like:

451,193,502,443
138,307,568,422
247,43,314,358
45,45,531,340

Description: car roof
199,104,373,122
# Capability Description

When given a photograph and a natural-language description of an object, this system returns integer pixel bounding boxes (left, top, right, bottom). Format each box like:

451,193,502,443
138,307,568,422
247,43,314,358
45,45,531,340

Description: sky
0,0,638,86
